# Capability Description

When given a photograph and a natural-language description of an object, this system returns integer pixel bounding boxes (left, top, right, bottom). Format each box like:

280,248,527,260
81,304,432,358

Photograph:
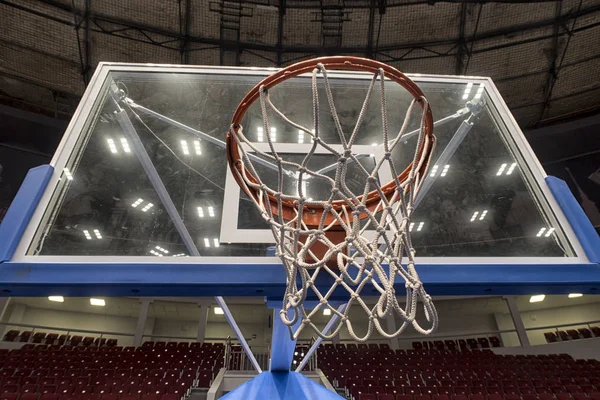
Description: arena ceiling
0,0,599,129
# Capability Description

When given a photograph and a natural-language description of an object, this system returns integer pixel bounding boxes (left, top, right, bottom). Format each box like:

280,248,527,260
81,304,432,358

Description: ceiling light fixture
90,298,106,306
462,82,473,100
63,168,74,181
470,211,479,222
83,230,92,240
208,206,215,217
506,163,517,175
204,238,210,248
568,293,582,298
197,207,204,218
141,203,154,212
440,165,450,177
131,198,144,208
298,130,304,144
529,294,545,303
429,165,439,177
323,308,331,316
93,229,102,239
536,227,547,237
214,306,224,315
194,140,201,155
107,138,118,154
257,127,264,142
120,138,131,153
180,140,189,155
48,296,64,303
496,163,507,176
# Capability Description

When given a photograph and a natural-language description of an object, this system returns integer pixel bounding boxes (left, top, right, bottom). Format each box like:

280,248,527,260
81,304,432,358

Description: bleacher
544,328,600,344
317,342,600,400
0,341,224,400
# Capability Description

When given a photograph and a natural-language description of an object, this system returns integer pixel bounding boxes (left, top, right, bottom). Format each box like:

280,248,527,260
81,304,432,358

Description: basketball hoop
226,56,438,341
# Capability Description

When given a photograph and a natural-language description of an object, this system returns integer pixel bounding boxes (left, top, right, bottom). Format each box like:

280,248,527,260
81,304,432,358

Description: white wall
495,302,600,346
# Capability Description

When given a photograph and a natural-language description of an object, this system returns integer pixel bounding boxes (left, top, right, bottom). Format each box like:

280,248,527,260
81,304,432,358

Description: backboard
0,62,598,298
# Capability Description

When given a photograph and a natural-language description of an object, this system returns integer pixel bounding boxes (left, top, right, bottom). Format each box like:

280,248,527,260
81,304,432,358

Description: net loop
227,57,438,341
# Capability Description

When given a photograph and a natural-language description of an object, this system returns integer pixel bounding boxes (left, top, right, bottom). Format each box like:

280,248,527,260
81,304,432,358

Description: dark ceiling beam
201,0,562,9
537,1,563,126
455,3,467,75
276,0,285,66
83,0,92,83
536,0,584,127
21,0,599,57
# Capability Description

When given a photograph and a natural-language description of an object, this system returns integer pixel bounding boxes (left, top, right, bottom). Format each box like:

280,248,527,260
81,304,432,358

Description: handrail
337,328,519,342
522,320,600,332
0,321,135,337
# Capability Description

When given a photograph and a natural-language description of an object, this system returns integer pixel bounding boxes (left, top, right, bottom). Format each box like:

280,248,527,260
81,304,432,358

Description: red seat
589,395,600,400
1,385,19,394
99,395,118,400
359,395,377,400
119,396,140,400
140,396,158,400
40,395,60,400
379,395,395,400
0,394,20,400
556,394,574,400
21,395,41,400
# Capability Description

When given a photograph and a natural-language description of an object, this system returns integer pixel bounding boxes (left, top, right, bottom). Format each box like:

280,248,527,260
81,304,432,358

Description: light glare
90,298,106,306
529,295,545,303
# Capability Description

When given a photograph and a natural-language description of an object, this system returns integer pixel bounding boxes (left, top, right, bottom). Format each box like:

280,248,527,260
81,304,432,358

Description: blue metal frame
220,372,344,400
546,176,600,263
0,165,53,262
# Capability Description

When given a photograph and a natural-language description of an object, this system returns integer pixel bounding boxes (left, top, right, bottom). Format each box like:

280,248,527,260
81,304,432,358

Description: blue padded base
220,372,344,400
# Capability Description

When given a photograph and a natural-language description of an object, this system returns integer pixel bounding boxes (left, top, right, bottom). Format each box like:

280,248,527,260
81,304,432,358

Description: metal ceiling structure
0,0,599,128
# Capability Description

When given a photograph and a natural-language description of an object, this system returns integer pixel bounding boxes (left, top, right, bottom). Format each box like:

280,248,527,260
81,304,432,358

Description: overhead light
323,308,331,316
48,296,64,303
90,298,106,307
194,140,201,155
440,165,450,177
204,238,210,248
506,163,517,175
93,229,102,239
120,138,131,153
197,207,204,218
82,230,92,240
149,250,162,257
63,168,74,181
409,222,415,232
479,210,488,220
536,227,547,237
131,198,144,208
208,206,215,217
214,306,224,315
462,82,473,100
298,130,304,144
141,203,154,212
268,127,276,142
470,211,479,222
529,294,545,303
172,253,186,257
155,246,169,254
107,138,118,154
474,84,485,99
213,238,220,248
417,222,424,232
496,163,507,176
429,165,439,177
544,227,555,237
257,127,264,142
568,293,583,298
181,140,190,155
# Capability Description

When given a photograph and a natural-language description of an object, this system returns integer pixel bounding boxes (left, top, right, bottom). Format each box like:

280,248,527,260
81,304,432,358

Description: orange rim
226,56,434,227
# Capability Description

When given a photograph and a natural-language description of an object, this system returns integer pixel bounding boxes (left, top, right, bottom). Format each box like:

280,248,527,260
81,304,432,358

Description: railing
0,321,134,345
523,319,600,346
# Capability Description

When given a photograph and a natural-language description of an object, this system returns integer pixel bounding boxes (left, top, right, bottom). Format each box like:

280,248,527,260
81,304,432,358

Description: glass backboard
2,62,597,298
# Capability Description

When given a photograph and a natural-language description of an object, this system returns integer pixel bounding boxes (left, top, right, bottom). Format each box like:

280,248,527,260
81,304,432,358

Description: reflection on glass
29,70,572,258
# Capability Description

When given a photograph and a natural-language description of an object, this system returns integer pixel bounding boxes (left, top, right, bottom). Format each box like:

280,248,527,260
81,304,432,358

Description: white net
228,64,438,341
